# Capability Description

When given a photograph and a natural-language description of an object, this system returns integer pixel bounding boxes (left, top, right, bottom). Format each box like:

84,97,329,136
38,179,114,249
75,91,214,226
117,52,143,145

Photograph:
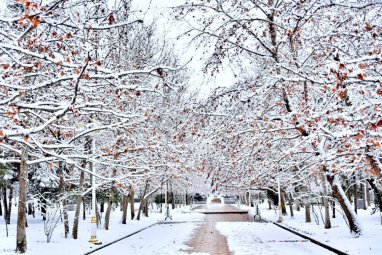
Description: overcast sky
131,0,235,97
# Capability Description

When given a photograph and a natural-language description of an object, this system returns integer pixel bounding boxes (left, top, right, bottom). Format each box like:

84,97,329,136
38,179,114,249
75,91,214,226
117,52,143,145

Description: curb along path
269,221,349,255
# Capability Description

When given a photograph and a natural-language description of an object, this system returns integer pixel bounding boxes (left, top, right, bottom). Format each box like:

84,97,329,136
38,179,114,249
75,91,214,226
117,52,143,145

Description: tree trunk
305,202,311,223
281,192,287,215
171,192,175,210
321,173,331,229
27,203,33,215
288,194,294,218
104,175,117,230
3,187,9,223
327,175,362,235
144,198,149,217
362,182,367,210
59,163,69,238
332,201,336,218
96,199,101,227
82,196,86,220
0,195,2,216
122,195,128,224
16,149,27,253
72,169,85,239
353,173,358,214
100,202,104,213
365,181,371,207
41,195,47,221
104,189,115,229
7,185,13,223
130,189,135,220
366,178,382,212
136,181,149,220
295,199,300,212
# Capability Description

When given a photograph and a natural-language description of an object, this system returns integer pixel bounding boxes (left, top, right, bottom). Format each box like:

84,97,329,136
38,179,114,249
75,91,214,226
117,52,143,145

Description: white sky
132,0,236,97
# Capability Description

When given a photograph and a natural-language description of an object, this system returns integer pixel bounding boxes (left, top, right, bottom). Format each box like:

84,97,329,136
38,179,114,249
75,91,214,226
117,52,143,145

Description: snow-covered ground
1,201,381,255
217,222,333,255
0,204,203,255
245,202,382,255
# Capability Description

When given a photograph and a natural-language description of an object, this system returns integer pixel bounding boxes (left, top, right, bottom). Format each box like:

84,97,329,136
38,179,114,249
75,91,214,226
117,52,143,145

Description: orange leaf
31,17,40,28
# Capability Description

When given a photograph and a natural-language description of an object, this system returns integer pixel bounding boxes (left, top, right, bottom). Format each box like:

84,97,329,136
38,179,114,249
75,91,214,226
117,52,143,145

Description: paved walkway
186,204,250,254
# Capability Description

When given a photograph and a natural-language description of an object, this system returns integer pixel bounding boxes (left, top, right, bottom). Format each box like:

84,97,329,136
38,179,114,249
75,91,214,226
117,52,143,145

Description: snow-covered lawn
216,222,333,255
244,202,382,255
0,204,203,255
91,222,202,255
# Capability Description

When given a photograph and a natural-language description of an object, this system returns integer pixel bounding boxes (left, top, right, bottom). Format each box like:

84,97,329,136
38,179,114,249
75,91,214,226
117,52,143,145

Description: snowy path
89,204,336,255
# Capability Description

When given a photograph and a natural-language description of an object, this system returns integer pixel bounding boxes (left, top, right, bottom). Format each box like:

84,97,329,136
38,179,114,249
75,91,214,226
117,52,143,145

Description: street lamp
89,138,98,243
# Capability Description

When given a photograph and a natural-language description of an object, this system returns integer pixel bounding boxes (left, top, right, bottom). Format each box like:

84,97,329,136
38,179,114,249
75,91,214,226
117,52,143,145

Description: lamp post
89,138,98,243
277,169,283,223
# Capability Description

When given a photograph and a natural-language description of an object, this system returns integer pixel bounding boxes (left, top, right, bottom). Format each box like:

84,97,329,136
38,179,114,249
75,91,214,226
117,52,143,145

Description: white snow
1,201,382,255
246,202,382,255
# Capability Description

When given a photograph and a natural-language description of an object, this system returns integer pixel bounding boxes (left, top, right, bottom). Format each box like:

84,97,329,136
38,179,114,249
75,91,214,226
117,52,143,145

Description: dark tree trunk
27,203,33,215
100,202,104,213
144,198,149,217
7,185,13,223
104,185,116,230
305,202,311,223
130,189,135,220
16,149,27,253
122,195,128,224
137,181,149,220
82,197,86,220
281,192,287,216
0,195,2,216
3,187,9,223
288,194,294,218
327,175,362,235
41,196,46,221
171,192,175,210
332,201,336,218
367,179,382,212
72,169,84,239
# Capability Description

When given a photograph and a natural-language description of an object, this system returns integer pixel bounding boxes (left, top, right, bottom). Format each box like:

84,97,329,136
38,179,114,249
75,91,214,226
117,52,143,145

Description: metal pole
277,171,283,223
89,138,98,243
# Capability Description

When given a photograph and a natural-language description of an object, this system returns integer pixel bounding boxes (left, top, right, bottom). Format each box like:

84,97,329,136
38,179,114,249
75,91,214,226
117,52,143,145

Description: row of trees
176,0,382,236
0,0,201,253
0,0,382,253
